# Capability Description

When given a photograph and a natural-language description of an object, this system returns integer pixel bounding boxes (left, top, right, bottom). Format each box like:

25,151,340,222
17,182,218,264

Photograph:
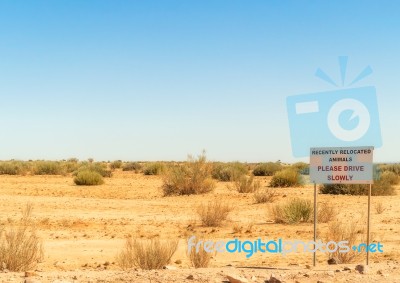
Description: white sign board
310,146,374,184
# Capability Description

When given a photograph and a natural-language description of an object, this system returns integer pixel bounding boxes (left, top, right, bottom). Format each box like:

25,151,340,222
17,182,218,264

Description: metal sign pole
367,183,372,265
313,182,317,267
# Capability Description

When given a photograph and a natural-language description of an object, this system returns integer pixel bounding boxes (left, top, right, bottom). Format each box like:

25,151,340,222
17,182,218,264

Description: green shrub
271,198,313,224
0,161,27,175
253,162,282,176
269,168,302,187
74,162,112,177
291,162,309,175
110,160,123,170
233,175,260,193
162,153,215,196
144,162,165,175
73,170,104,186
122,162,142,172
33,161,62,175
60,161,80,175
212,162,248,181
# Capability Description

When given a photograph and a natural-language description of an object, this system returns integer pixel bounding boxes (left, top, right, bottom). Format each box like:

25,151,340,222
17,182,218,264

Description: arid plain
0,166,399,283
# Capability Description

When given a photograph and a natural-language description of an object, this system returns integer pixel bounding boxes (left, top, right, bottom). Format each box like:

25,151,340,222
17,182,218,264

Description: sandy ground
0,171,399,282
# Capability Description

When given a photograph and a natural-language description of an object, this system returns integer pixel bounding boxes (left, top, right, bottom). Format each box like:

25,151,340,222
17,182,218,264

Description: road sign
310,146,374,184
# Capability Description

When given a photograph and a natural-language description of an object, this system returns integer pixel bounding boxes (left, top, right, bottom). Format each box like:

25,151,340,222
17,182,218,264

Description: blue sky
0,1,399,162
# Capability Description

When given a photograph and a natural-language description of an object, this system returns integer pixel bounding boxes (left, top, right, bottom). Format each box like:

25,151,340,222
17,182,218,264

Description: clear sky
0,1,399,163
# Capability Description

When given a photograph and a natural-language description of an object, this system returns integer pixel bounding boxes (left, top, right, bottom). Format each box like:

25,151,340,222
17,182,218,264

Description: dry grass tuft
254,187,278,203
163,151,215,196
325,220,364,263
187,237,213,268
197,200,232,227
318,202,338,223
271,198,312,224
375,202,386,214
117,238,178,270
233,175,260,193
0,203,43,271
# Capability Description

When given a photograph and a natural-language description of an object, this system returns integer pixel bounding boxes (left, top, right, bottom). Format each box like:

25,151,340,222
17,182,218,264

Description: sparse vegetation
379,163,400,175
325,220,364,263
317,202,337,223
0,161,28,175
74,162,112,178
291,162,309,175
33,161,62,175
375,202,386,214
212,162,248,181
117,238,178,270
162,152,215,196
74,170,104,186
320,175,396,196
0,204,43,271
253,162,282,176
380,171,399,185
269,168,303,187
253,187,278,203
197,200,232,227
233,175,260,193
122,162,142,172
271,198,312,224
187,237,213,268
110,160,123,170
143,162,165,175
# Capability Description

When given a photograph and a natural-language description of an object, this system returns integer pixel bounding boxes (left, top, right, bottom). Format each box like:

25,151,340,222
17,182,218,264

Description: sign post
313,181,317,267
309,146,374,266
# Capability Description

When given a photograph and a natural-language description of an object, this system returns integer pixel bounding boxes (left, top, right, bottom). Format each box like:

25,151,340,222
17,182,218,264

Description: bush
271,198,312,224
162,153,215,196
74,162,112,178
320,173,396,196
144,162,165,175
233,175,260,193
291,162,309,175
253,162,282,176
0,204,43,271
325,220,364,263
254,188,278,203
197,200,232,227
212,162,248,181
187,236,213,268
380,171,399,185
0,161,27,175
269,168,302,188
74,170,104,186
122,162,143,172
33,161,62,175
110,160,123,170
379,163,400,175
117,238,178,270
60,161,80,175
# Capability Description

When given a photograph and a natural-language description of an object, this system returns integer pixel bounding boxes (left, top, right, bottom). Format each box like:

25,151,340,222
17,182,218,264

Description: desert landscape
0,159,399,283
